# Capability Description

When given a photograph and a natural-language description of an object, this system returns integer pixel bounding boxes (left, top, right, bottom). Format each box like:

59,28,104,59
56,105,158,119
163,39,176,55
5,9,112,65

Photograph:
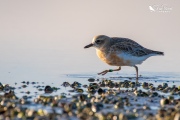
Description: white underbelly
117,53,151,66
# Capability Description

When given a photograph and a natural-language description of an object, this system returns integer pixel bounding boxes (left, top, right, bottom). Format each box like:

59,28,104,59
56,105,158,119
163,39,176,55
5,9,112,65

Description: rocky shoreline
0,78,180,120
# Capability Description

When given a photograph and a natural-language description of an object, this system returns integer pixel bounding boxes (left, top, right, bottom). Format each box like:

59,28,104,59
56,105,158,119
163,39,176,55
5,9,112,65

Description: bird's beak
84,43,94,48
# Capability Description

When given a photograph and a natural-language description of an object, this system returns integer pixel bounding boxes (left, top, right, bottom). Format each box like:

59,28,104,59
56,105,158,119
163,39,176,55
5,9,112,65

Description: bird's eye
96,40,101,44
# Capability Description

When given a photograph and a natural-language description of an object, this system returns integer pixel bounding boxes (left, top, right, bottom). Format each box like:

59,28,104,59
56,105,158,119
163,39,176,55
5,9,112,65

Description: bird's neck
96,46,109,55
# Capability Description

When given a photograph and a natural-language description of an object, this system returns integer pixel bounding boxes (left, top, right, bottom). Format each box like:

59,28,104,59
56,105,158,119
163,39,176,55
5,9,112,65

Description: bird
84,35,164,83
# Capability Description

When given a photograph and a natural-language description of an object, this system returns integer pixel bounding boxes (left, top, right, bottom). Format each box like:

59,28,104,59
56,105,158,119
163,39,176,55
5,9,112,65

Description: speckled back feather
109,37,164,57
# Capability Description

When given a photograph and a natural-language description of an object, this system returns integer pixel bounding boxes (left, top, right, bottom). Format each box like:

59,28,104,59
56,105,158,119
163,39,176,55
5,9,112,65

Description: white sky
0,0,180,81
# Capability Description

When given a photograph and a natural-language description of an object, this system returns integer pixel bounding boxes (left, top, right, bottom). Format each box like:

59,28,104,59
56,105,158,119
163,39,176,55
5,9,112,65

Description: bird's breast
96,49,108,63
96,50,130,66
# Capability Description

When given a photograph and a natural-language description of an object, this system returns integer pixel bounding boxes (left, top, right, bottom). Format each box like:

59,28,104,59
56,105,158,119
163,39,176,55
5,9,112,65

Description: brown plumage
84,35,164,83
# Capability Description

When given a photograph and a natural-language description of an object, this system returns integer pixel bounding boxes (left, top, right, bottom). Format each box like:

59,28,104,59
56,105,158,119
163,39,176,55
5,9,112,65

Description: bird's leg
98,67,121,75
134,65,138,89
134,65,138,80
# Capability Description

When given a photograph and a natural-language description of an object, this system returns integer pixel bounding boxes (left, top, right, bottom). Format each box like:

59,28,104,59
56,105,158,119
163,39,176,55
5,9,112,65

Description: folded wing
110,37,163,57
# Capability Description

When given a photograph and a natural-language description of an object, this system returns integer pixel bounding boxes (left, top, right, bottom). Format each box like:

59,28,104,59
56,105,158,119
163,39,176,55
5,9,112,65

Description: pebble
44,86,53,93
0,78,179,120
88,78,95,82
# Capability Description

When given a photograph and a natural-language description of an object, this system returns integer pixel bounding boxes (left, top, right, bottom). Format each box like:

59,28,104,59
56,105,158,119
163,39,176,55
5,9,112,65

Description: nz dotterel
84,35,164,82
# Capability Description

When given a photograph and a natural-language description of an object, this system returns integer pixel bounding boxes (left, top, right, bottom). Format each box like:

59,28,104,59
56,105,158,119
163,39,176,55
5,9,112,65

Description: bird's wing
109,37,153,57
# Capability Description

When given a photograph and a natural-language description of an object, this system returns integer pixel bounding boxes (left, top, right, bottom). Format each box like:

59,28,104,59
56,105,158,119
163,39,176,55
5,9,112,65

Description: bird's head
84,35,110,50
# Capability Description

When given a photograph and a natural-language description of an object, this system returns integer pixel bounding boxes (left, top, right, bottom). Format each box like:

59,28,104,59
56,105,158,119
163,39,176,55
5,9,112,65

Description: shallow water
1,72,180,119
2,72,180,99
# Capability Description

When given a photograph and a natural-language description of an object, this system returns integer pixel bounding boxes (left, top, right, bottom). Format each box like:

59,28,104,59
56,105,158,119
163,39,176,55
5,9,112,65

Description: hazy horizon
0,0,180,81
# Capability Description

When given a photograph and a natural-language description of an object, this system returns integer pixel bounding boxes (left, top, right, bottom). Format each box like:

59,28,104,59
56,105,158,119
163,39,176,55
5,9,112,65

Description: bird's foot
98,69,113,75
98,70,108,75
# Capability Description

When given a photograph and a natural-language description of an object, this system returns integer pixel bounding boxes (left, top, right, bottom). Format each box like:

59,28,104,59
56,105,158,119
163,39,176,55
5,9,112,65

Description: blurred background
0,0,179,82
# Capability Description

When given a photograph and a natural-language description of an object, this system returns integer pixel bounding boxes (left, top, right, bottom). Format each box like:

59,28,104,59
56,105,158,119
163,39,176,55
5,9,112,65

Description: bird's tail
152,51,164,56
